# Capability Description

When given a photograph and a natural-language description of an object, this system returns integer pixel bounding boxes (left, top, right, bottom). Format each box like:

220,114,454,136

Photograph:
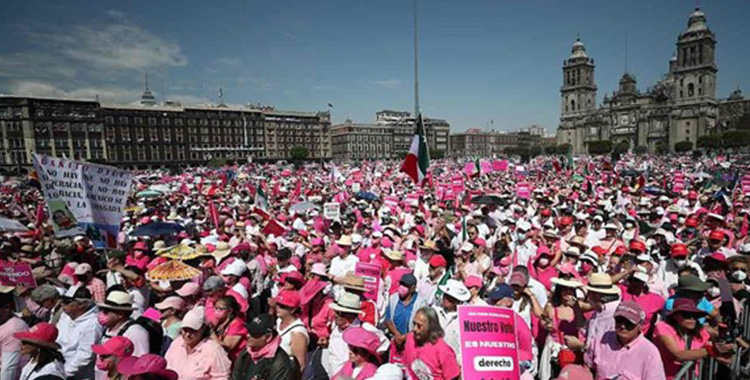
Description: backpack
120,316,165,355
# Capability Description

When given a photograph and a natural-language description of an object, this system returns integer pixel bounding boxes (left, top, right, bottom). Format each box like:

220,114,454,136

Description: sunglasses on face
731,267,747,273
614,317,638,331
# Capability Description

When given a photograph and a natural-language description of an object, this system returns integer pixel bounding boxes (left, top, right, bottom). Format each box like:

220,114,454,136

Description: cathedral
556,7,729,154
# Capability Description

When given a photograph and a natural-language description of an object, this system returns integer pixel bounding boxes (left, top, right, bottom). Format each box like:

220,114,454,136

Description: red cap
541,209,551,217
685,217,699,227
472,238,486,248
93,336,135,358
613,246,627,256
688,191,698,200
709,230,725,242
13,323,58,348
671,243,689,257
629,240,646,253
429,255,447,268
276,290,301,309
560,216,573,226
705,252,726,263
282,271,305,285
591,246,607,257
133,241,148,251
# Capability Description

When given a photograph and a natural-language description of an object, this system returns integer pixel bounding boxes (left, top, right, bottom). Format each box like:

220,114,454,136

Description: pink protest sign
464,163,476,176
458,305,520,380
481,161,493,174
451,176,465,193
0,261,36,288
493,160,508,171
354,262,381,301
516,182,530,199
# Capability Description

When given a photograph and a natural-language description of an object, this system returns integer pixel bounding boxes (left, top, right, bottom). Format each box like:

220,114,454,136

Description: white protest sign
33,154,133,248
323,202,340,220
352,182,361,193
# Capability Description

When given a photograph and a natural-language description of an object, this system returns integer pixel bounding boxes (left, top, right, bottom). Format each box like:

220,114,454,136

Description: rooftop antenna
413,0,420,119
145,73,150,91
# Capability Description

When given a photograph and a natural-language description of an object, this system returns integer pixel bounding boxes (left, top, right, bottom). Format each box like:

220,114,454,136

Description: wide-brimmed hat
336,235,353,247
438,279,471,302
117,354,178,380
342,327,381,363
13,323,60,350
329,292,362,314
212,242,232,261
340,274,368,292
384,250,404,262
584,273,620,295
550,277,583,288
419,240,439,251
675,274,711,292
98,291,136,311
567,236,588,249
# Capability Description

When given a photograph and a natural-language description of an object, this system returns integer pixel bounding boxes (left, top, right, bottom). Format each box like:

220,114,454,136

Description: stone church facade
556,8,742,154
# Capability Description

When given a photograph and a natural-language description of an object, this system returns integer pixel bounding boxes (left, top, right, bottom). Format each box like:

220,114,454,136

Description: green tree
634,145,648,155
613,141,629,155
674,140,693,153
529,145,542,157
654,142,667,154
587,140,613,155
697,135,720,149
289,146,310,161
208,157,228,167
721,130,750,149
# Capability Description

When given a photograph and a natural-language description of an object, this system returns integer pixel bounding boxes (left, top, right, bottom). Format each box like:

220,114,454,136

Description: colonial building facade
556,8,743,154
0,92,330,171
330,110,450,161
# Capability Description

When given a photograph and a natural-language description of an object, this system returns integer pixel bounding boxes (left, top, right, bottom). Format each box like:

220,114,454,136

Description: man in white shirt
329,235,359,281
97,291,150,363
322,292,389,376
509,221,537,270
56,288,104,380
434,279,470,363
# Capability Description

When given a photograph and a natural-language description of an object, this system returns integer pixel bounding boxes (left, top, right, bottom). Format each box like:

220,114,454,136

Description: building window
148,118,157,126
162,118,170,126
135,117,143,125
688,83,694,97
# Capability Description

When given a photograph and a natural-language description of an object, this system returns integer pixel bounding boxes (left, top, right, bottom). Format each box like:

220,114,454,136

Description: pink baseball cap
276,290,301,309
116,354,177,380
464,275,483,289
175,283,200,297
155,296,185,311
93,336,134,358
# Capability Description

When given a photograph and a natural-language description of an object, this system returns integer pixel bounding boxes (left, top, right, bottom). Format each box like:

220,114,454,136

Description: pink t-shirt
0,317,29,370
222,318,248,361
619,286,666,335
653,322,711,380
401,333,461,380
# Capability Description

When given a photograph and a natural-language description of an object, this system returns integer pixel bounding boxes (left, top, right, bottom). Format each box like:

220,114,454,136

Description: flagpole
413,0,420,118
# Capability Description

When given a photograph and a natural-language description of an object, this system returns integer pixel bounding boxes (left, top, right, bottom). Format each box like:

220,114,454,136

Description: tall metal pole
413,0,420,119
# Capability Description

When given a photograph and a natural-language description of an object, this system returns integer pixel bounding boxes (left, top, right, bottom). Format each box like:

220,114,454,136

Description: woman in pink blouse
210,296,247,361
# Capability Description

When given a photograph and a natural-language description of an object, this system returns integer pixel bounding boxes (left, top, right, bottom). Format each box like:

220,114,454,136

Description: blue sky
0,0,748,133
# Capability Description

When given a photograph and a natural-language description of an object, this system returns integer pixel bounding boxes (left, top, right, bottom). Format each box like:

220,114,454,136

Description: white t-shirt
329,254,359,278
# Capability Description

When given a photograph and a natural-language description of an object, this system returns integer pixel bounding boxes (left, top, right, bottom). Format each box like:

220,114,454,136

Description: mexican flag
471,158,481,178
400,113,430,184
253,184,270,219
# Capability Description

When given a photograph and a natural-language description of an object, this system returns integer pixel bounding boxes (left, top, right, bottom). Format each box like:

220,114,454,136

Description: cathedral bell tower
561,37,597,118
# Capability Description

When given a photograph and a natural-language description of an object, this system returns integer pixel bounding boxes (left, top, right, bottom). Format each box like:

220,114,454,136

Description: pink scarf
248,335,281,362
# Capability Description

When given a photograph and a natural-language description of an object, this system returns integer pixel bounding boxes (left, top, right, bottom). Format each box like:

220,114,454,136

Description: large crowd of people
0,153,748,380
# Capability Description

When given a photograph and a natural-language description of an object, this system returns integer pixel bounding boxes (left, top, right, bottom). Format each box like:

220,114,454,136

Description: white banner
33,154,133,248
323,202,340,220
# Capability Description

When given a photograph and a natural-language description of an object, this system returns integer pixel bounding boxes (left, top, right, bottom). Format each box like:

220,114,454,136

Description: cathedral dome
570,38,588,59
686,8,708,33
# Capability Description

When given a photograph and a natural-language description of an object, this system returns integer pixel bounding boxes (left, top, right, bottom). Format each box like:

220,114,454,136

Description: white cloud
9,81,140,103
51,23,187,72
372,79,403,89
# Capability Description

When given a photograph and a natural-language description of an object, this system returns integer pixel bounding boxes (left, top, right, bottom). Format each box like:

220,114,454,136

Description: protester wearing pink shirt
584,301,666,380
400,306,460,380
0,289,29,380
653,298,733,380
165,307,232,380
331,327,380,380
619,272,666,336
